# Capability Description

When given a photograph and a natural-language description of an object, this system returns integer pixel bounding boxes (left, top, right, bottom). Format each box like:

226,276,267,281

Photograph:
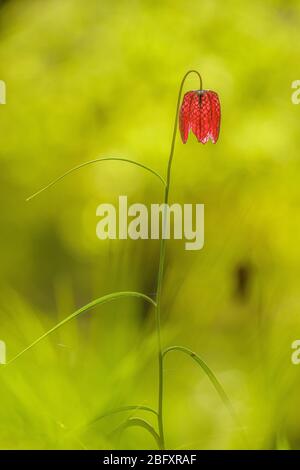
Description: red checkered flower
179,90,221,144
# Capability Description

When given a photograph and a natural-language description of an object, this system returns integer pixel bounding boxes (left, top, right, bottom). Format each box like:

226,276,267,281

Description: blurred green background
1,0,300,450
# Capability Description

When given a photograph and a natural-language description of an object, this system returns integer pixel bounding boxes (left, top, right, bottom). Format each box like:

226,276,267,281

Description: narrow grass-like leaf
26,157,166,201
164,346,248,447
115,417,161,449
163,346,234,416
67,405,158,443
90,405,158,425
6,291,156,365
74,405,158,436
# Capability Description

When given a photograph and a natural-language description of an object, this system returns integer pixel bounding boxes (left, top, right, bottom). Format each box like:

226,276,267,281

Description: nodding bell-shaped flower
179,90,221,144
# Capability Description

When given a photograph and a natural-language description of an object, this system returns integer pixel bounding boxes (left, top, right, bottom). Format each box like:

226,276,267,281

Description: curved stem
26,157,166,201
155,70,202,449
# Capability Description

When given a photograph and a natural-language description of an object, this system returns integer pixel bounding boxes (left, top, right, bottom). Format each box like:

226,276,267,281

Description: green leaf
163,346,248,447
89,405,158,426
67,405,158,442
26,157,166,201
7,291,156,365
115,417,161,449
163,346,234,417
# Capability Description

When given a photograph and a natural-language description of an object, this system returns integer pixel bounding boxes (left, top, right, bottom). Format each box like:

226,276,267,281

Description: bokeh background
1,0,300,450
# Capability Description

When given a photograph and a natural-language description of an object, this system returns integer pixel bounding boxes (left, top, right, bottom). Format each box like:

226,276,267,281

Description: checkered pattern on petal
189,92,202,142
199,92,212,143
178,88,221,144
207,91,221,144
179,91,195,144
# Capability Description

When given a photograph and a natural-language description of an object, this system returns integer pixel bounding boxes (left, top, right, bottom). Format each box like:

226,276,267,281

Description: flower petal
207,91,221,143
189,92,202,141
199,92,211,144
179,91,195,144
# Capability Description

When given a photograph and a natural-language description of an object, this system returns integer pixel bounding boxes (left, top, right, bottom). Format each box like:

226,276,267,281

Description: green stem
155,70,202,449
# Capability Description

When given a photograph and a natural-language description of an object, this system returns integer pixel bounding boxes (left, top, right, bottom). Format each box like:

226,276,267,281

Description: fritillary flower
179,90,221,144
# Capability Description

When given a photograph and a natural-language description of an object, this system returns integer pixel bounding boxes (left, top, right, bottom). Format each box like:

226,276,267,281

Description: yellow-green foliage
0,0,300,449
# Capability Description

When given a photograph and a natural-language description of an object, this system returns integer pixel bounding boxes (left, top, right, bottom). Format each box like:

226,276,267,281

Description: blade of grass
163,346,249,447
90,405,158,425
71,405,158,437
114,417,161,449
163,346,249,448
26,157,166,201
163,346,234,416
6,291,156,365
